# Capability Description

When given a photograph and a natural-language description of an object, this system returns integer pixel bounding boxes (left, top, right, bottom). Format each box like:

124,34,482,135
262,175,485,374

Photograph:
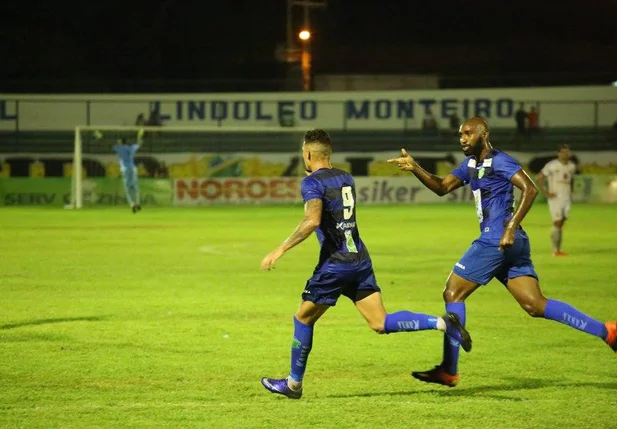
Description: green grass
1,203,616,429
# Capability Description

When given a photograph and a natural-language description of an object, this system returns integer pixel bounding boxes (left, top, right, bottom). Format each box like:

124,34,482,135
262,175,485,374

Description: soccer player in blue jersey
109,129,144,213
259,129,472,399
387,117,617,387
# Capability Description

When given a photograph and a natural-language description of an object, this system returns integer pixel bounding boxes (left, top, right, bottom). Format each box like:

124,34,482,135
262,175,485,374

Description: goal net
69,125,307,208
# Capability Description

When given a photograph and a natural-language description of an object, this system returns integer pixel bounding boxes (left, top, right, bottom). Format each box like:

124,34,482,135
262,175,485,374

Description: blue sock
384,311,438,333
544,299,608,339
289,317,313,383
442,302,466,375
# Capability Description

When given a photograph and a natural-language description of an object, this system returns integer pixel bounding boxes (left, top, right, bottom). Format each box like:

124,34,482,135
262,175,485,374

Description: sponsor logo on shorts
455,262,466,270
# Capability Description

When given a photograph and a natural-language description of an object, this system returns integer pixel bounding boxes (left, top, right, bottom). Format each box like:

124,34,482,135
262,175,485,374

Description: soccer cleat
443,312,472,352
261,377,303,399
411,366,459,387
552,251,568,257
605,321,617,354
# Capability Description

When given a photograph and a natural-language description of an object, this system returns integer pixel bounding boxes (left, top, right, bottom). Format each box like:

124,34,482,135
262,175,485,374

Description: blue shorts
452,238,539,286
302,265,381,306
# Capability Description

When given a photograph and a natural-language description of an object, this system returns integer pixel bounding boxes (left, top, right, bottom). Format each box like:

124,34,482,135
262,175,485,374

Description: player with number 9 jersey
259,129,473,400
300,167,378,306
301,169,372,274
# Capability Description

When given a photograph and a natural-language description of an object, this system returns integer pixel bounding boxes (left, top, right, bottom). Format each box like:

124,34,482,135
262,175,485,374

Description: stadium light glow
298,30,311,41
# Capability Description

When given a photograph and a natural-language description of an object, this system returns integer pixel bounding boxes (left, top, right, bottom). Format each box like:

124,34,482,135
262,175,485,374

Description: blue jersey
112,143,140,172
451,149,528,241
301,168,372,271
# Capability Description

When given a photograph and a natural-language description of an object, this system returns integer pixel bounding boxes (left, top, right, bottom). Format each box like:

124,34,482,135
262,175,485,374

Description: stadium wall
1,175,616,207
1,86,617,131
1,151,616,179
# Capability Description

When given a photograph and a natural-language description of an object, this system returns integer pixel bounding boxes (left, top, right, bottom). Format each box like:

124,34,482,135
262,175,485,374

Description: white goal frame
71,125,305,209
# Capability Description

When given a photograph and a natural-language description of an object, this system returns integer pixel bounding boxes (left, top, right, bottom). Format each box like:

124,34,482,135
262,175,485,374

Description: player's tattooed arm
280,198,323,252
260,198,322,271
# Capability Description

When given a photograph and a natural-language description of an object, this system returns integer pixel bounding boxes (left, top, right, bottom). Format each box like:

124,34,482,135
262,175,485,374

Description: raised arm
387,149,464,196
499,169,538,251
260,198,322,270
136,128,145,146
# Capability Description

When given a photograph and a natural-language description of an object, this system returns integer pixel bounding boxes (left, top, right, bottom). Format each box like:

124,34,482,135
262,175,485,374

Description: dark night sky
1,0,616,84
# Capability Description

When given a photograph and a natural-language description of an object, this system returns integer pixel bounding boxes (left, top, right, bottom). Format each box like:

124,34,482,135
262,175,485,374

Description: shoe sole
260,378,302,399
411,372,458,388
446,313,473,352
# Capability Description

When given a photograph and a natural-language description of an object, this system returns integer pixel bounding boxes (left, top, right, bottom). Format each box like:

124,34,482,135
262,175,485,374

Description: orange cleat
411,366,459,387
605,321,617,354
552,251,568,257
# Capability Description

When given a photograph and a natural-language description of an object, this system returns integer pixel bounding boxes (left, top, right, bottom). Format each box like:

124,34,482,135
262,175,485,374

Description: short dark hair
470,116,490,132
558,144,570,151
304,129,332,146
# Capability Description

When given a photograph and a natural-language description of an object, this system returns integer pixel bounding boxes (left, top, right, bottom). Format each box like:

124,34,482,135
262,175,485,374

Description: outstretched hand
387,148,416,171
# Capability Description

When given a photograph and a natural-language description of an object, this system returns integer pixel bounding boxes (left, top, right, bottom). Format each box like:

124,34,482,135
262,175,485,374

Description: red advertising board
173,177,301,205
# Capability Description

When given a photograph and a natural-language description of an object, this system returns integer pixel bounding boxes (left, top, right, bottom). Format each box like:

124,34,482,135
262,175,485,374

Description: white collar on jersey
467,158,493,169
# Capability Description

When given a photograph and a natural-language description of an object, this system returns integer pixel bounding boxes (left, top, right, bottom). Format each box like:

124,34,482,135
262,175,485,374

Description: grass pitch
1,203,616,429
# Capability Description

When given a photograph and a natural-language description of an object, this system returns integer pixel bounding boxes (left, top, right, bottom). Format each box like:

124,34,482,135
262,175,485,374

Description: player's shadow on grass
326,377,617,401
0,316,107,330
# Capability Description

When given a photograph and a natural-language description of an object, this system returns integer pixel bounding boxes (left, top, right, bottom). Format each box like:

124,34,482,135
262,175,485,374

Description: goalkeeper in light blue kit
96,129,144,213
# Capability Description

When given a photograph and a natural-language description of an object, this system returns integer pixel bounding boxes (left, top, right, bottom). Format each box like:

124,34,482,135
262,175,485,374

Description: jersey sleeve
540,160,553,176
112,145,120,153
450,159,471,184
131,143,140,154
301,176,324,203
495,153,523,181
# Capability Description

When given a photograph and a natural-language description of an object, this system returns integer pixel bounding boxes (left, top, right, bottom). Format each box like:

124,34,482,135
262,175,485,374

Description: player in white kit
535,145,577,256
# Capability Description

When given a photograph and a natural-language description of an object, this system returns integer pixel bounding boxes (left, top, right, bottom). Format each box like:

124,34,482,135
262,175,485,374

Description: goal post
69,125,307,209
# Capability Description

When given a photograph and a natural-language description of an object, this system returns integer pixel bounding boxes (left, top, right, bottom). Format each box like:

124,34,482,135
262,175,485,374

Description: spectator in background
527,106,540,135
147,108,162,126
135,113,146,126
154,161,169,178
515,103,527,135
449,113,461,136
422,108,438,134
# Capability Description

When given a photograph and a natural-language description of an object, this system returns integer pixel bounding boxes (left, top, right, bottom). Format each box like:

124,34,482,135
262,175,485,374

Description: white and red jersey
541,159,576,199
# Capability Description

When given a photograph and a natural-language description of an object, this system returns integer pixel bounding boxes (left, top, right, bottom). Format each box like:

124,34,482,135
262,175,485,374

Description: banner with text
3,150,617,179
1,175,615,206
354,175,617,204
170,175,617,206
1,86,616,131
0,178,173,207
173,177,301,205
